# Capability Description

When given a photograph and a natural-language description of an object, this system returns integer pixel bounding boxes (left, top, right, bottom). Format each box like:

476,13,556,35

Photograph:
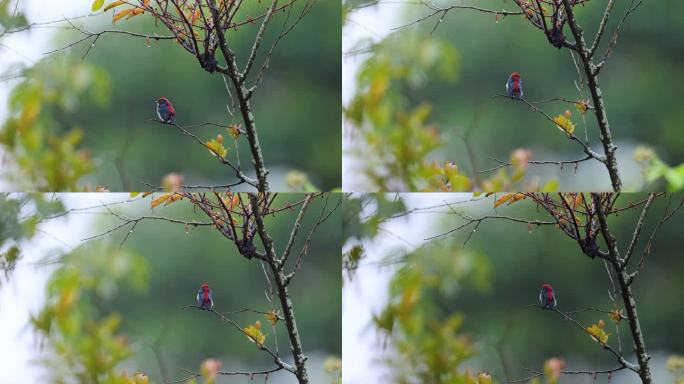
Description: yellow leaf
126,8,144,19
553,114,576,135
151,194,171,208
103,0,126,12
164,193,183,205
206,138,228,158
113,8,133,22
507,193,525,205
228,124,241,139
265,310,279,326
243,323,267,346
587,322,610,344
609,309,623,324
92,0,105,11
143,0,151,6
575,99,590,115
130,192,140,197
494,193,525,208
494,193,514,208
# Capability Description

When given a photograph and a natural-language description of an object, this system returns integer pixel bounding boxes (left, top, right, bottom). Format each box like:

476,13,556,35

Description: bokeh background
343,193,684,383
0,193,341,383
343,0,684,191
0,0,341,191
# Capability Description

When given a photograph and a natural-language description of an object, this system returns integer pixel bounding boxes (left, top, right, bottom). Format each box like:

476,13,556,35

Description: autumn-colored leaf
113,8,133,22
507,193,525,205
553,113,576,135
126,8,144,19
103,0,126,12
228,124,241,139
494,193,525,208
587,321,610,344
609,309,623,324
575,99,590,115
92,0,105,11
265,310,279,326
164,193,183,205
206,138,228,158
192,9,201,23
151,194,171,208
243,322,267,346
494,193,514,208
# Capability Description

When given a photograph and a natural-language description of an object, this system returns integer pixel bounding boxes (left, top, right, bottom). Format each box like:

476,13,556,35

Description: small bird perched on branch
506,72,523,100
156,97,176,124
539,283,557,310
197,283,214,310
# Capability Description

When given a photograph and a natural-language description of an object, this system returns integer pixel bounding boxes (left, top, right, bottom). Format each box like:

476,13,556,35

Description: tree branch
562,0,622,191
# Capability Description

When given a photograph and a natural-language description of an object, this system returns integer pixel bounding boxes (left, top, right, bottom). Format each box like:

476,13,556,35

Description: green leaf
540,178,559,192
91,0,105,11
206,139,228,158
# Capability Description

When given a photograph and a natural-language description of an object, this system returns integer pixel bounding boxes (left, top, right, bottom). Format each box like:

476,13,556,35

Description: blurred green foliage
0,58,110,190
342,193,405,278
668,355,684,384
31,243,147,383
635,146,684,191
0,193,63,283
2,0,341,191
344,1,684,191
373,239,492,383
0,0,26,32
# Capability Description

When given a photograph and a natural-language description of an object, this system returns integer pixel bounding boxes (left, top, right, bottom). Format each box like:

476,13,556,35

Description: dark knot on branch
198,52,218,73
236,239,257,259
548,27,567,49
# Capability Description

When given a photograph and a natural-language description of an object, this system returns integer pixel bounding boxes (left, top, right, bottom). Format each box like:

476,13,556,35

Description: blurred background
0,193,341,383
0,0,341,191
343,193,684,383
343,0,684,192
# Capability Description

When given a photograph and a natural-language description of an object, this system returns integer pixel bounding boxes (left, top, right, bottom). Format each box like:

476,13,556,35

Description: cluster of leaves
344,32,461,191
635,146,684,191
0,0,26,34
342,194,406,279
0,57,110,190
31,242,148,383
372,239,492,383
0,194,63,284
92,0,147,22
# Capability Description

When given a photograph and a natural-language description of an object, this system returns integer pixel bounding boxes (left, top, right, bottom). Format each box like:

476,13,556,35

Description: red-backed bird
539,283,556,310
506,72,523,100
156,97,176,124
197,283,214,310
